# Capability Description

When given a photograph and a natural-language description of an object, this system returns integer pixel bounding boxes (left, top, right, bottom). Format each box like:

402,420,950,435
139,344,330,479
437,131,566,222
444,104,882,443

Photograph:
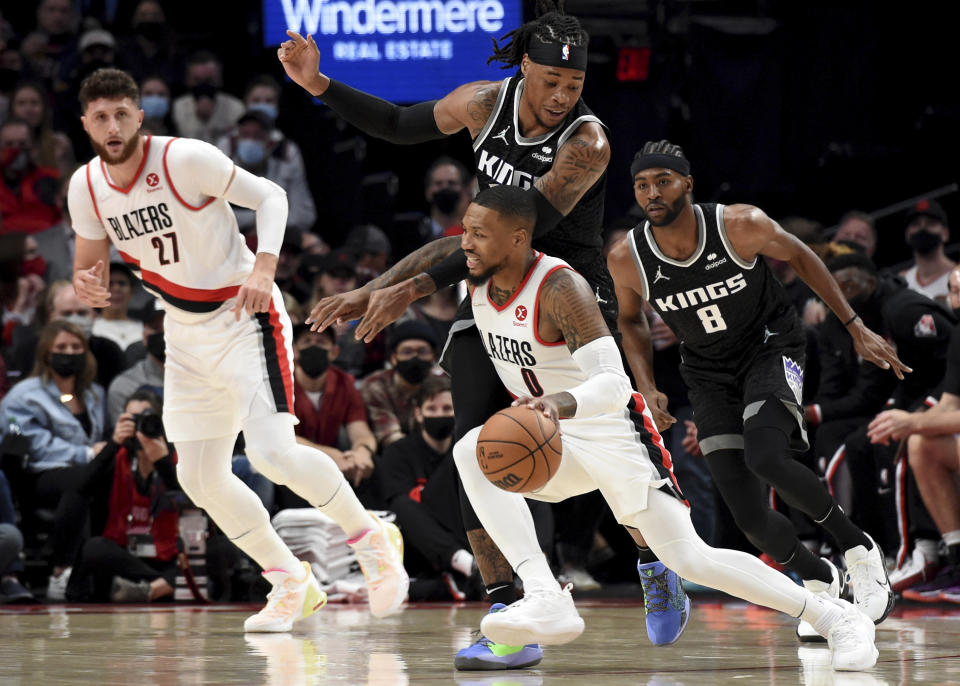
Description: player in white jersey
450,185,879,671
67,68,407,630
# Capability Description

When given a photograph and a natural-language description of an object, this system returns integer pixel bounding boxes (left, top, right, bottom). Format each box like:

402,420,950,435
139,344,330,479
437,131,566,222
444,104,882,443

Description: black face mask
908,230,943,256
191,82,218,101
135,21,166,41
395,357,432,384
423,415,455,440
146,331,166,363
50,352,85,378
432,188,461,215
299,346,330,378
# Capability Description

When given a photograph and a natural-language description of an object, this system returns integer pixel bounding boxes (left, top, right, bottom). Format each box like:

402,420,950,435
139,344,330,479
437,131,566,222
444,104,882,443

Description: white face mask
62,313,93,338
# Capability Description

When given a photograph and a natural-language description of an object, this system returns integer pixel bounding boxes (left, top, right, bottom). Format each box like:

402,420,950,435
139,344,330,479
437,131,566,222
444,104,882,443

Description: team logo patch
914,314,937,338
561,44,570,61
707,253,717,260
782,356,804,404
146,173,160,187
515,305,528,321
542,146,552,154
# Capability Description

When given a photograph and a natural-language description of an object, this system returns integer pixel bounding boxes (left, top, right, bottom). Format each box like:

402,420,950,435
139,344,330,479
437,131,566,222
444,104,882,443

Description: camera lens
135,409,164,438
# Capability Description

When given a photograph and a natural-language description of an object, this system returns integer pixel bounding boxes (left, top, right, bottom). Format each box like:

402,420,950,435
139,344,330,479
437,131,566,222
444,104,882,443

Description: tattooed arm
514,268,631,421
534,122,610,216
434,80,503,137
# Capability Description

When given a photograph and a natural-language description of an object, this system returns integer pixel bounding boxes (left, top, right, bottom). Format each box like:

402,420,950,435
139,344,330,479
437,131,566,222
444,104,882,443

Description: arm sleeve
66,166,107,240
425,248,469,290
321,80,445,144
566,336,634,418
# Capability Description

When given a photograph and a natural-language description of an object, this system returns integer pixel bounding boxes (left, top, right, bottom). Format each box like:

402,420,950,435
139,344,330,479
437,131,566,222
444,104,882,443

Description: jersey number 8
696,304,728,333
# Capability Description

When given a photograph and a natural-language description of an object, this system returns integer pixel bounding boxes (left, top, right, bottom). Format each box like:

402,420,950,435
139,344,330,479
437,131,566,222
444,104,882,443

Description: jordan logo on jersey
477,150,540,189
106,202,174,242
653,273,747,312
654,265,670,283
486,332,537,367
492,127,509,144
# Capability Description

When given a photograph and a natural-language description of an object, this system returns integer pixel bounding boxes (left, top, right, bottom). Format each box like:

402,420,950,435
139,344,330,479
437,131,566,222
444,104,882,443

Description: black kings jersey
472,76,607,273
628,203,800,366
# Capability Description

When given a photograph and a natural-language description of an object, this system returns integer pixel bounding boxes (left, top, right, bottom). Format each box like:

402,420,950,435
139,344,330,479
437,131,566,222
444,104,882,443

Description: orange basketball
476,406,562,493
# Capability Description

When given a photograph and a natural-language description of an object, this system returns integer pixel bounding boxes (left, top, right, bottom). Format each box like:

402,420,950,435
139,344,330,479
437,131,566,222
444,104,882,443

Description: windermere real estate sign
264,0,524,101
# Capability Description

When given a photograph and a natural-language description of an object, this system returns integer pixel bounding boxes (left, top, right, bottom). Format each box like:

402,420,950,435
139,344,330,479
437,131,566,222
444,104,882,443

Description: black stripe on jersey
627,396,688,504
255,312,290,414
141,283,226,313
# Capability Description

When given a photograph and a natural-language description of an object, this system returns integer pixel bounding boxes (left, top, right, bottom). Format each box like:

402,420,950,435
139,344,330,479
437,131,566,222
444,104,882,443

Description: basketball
476,406,562,493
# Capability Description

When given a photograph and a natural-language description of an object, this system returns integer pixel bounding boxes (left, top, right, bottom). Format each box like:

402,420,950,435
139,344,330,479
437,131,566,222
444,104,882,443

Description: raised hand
277,31,324,95
73,260,110,308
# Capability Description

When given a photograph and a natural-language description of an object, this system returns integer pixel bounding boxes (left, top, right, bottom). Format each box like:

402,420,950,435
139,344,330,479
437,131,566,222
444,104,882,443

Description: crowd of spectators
1,0,960,608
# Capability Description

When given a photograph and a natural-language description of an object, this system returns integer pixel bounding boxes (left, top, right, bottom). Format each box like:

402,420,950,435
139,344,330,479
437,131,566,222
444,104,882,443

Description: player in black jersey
607,140,910,639
279,1,686,665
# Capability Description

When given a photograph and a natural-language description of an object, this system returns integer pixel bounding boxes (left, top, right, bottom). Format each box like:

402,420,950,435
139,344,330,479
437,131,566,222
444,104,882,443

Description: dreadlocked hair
487,0,589,69
639,140,687,160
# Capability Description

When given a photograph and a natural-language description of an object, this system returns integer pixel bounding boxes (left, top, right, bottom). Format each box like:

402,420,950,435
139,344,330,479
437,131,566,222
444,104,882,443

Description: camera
133,409,164,438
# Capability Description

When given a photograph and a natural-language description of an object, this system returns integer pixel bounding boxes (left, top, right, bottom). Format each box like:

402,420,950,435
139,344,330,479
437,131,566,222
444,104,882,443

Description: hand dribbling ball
476,406,562,493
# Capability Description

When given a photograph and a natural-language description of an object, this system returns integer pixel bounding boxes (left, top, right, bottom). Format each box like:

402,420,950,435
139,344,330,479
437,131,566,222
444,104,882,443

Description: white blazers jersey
471,252,585,401
67,135,255,322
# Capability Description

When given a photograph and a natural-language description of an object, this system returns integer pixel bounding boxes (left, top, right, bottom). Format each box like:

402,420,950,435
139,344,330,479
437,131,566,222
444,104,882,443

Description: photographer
69,389,180,603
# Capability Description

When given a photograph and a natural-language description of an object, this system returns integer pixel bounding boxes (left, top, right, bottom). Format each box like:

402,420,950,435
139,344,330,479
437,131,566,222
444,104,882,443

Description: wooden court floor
2,599,959,685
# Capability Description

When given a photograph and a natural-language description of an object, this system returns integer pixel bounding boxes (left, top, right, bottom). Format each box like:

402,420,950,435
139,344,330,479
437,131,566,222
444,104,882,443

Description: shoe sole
833,645,879,671
453,653,543,671
482,617,585,646
649,595,691,646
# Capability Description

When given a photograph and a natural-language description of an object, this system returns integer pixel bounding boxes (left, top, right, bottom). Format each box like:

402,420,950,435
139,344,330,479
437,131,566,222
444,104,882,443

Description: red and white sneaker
349,514,409,617
244,561,327,633
889,545,941,594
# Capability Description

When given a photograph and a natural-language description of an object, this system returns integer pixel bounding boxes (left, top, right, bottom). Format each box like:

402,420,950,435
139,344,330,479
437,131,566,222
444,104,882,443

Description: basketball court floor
2,598,959,685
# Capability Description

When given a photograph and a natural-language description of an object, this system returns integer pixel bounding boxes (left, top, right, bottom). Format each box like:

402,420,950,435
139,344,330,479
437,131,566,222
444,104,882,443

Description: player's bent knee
452,427,483,472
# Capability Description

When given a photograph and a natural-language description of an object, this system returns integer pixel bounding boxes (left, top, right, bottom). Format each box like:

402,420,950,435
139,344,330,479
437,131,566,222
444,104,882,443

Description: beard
90,131,140,165
466,261,503,287
645,195,687,227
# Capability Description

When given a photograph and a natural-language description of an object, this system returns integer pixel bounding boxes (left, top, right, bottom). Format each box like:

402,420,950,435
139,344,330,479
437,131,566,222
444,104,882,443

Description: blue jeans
664,406,718,546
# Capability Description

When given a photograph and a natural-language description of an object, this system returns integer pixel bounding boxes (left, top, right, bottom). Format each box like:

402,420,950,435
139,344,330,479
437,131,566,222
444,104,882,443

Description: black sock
636,545,658,565
485,581,517,606
947,543,960,569
779,540,832,585
816,504,871,552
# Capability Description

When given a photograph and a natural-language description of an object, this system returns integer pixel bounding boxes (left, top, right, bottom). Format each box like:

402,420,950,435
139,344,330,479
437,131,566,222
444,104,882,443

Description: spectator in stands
345,224,391,284
138,75,174,136
9,80,74,174
0,319,106,599
0,233,45,355
768,217,820,316
361,320,440,449
398,285,459,348
379,376,479,596
9,280,127,388
289,323,375,492
106,299,163,426
70,389,179,602
900,199,955,304
30,178,73,283
0,117,61,235
420,156,471,241
116,1,185,88
216,109,316,235
25,0,78,82
0,470,34,603
92,262,142,351
172,51,244,144
834,211,877,258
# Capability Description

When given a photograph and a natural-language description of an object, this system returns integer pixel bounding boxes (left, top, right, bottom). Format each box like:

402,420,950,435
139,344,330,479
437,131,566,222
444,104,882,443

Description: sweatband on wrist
322,80,445,144
568,337,632,418
531,187,564,238
425,248,469,289
630,152,691,179
527,36,588,71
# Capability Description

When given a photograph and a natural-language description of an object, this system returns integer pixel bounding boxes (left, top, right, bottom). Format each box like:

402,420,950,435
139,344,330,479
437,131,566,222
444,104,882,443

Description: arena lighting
263,0,523,101
617,46,650,82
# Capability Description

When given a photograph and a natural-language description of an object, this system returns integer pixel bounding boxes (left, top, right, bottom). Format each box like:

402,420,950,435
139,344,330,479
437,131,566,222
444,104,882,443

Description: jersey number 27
151,232,180,265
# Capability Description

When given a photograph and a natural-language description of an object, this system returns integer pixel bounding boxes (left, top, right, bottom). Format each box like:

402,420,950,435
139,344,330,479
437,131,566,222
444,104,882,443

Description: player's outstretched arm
518,268,631,422
725,204,912,380
607,237,676,431
278,31,500,141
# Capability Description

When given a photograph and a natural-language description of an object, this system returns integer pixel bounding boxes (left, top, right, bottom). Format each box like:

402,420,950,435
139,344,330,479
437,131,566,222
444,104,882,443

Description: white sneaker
558,565,601,591
844,535,894,623
244,561,327,633
888,544,941,593
825,599,878,671
480,583,585,646
349,513,409,617
46,567,71,601
798,558,845,643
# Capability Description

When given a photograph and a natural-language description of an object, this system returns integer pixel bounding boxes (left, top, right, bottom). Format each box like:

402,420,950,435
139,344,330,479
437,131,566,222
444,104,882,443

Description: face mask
908,229,943,256
50,352,85,378
395,357,432,384
235,138,266,167
146,331,166,363
247,102,278,122
191,82,218,101
1,148,30,175
423,415,455,440
141,94,169,119
432,187,461,215
63,313,93,338
20,255,46,278
135,21,166,41
299,345,329,378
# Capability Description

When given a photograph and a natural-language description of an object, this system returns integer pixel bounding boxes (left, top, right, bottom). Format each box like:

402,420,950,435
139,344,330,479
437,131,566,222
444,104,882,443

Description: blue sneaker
454,604,543,671
638,561,691,646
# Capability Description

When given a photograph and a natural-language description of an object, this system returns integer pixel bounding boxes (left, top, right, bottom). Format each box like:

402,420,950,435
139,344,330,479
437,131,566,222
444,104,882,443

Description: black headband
527,36,588,71
630,153,691,179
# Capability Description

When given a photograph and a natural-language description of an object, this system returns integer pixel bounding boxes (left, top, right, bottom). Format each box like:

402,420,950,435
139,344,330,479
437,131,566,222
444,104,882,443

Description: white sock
233,522,302,578
942,530,960,547
516,553,560,593
319,478,372,539
451,549,475,576
800,593,844,636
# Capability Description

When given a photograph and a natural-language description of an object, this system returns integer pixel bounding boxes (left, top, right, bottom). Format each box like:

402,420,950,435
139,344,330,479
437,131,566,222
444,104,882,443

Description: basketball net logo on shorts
782,356,803,404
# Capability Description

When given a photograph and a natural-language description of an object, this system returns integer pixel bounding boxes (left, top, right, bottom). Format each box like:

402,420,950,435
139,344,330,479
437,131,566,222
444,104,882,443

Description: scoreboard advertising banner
263,0,524,101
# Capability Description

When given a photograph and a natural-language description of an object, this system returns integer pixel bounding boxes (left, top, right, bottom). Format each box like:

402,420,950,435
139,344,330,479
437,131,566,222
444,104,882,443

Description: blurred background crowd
1,0,959,607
